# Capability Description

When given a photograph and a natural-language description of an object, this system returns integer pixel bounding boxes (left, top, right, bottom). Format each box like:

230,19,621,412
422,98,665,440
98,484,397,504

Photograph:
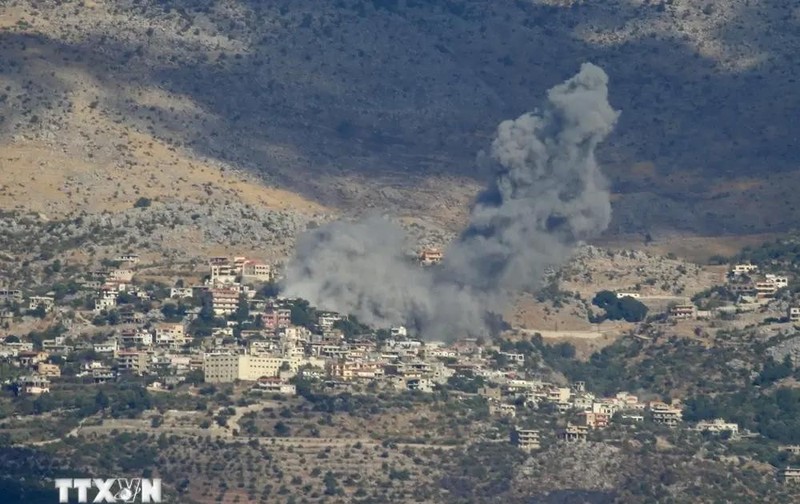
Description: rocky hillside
1,0,798,238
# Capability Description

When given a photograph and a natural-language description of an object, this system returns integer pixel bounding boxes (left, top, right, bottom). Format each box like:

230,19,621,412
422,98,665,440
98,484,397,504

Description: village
1,248,800,485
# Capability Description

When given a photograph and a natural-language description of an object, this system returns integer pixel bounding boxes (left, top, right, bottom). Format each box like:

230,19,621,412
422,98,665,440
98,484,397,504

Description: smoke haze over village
282,63,620,339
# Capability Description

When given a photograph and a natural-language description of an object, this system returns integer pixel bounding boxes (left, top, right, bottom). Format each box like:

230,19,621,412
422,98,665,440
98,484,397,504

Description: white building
170,287,194,299
94,287,118,312
390,326,408,338
28,296,55,312
695,418,739,436
732,263,758,275
765,274,789,289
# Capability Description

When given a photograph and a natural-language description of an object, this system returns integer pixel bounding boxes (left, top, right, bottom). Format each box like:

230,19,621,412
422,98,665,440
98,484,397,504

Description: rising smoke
282,63,620,340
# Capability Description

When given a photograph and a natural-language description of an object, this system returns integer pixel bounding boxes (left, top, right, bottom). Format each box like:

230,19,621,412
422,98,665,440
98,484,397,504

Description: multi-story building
732,263,758,275
116,254,140,264
93,340,118,355
170,287,194,299
418,248,443,266
95,286,118,312
560,423,588,442
579,411,609,429
262,306,291,330
766,274,789,289
117,351,149,375
0,289,23,302
36,362,61,377
317,312,344,330
510,428,541,451
203,353,240,384
253,377,296,395
210,288,239,316
238,355,297,381
669,304,697,319
789,307,800,324
650,402,683,426
28,296,55,312
695,418,739,436
109,269,134,282
498,351,525,365
209,257,237,285
777,467,800,484
119,329,153,347
21,375,51,394
154,323,187,347
242,260,272,283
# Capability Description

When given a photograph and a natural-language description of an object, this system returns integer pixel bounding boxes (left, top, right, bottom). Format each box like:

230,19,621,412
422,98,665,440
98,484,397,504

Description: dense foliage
591,290,649,323
684,387,800,444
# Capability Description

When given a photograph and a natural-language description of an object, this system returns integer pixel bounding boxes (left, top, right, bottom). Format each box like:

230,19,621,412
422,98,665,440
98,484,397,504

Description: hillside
1,0,799,239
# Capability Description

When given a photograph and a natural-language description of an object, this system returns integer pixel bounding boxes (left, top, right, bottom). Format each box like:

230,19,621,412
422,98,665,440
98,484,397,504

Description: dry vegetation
0,0,798,243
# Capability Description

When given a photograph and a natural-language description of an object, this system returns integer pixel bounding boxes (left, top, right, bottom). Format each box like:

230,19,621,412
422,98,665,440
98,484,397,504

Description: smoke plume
282,63,619,339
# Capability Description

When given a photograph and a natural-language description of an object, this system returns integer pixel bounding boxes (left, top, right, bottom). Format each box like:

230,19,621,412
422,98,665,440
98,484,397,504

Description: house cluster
632,262,797,323
0,253,281,393
484,379,686,445
204,316,469,395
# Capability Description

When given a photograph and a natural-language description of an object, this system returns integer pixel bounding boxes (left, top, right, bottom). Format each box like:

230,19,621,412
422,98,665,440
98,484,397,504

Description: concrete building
262,306,291,330
560,423,588,442
253,377,296,395
93,340,118,355
116,254,140,264
695,418,739,436
28,295,55,312
119,329,153,347
579,411,610,429
0,289,23,301
755,281,778,298
766,274,789,289
109,269,134,282
209,257,238,285
203,353,240,384
789,307,800,324
317,312,344,330
498,351,525,365
418,248,443,266
732,263,758,275
210,288,239,316
777,467,800,484
669,304,697,319
36,362,61,377
95,286,118,312
170,287,193,299
154,323,187,347
117,351,149,374
21,375,50,394
390,326,408,338
242,260,272,283
238,355,297,381
650,402,683,426
510,428,541,451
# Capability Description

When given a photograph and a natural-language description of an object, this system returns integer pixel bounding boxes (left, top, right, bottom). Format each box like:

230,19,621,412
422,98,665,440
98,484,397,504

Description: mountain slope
1,0,798,235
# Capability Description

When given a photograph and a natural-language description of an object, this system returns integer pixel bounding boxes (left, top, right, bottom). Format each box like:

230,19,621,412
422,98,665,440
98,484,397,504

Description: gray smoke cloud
282,63,619,340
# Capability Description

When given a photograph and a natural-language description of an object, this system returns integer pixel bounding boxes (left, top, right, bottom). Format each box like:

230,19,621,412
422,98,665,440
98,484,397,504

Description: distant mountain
1,0,798,235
